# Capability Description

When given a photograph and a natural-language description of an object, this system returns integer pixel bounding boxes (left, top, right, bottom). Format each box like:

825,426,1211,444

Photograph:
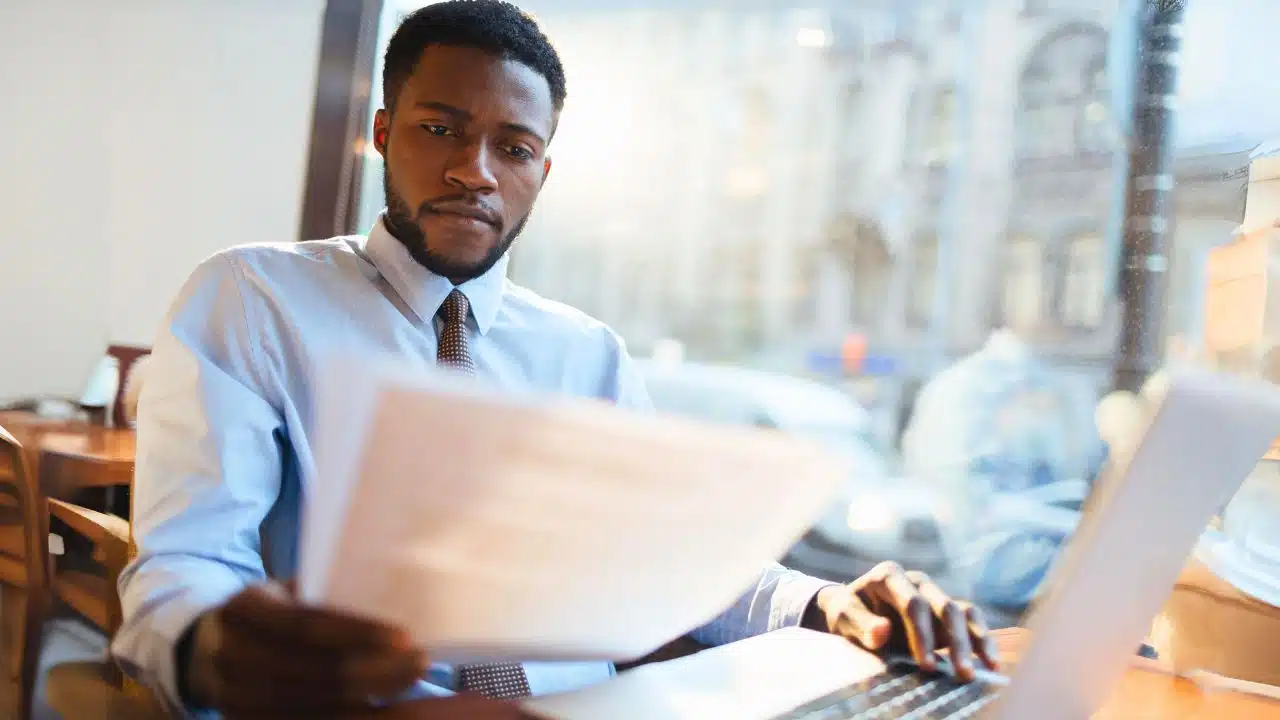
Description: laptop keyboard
771,662,999,720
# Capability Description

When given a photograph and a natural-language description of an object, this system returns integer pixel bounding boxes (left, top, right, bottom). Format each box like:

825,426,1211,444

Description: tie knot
439,289,470,326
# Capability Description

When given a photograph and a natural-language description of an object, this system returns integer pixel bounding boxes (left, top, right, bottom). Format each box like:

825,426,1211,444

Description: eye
503,145,535,161
420,124,454,137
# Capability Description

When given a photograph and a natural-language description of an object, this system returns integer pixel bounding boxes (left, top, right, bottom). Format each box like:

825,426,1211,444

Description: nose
443,138,498,193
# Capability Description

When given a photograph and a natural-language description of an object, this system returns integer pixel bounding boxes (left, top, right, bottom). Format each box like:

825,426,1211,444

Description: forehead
398,45,556,131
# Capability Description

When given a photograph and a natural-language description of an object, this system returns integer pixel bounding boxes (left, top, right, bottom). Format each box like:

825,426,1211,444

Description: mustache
418,196,501,226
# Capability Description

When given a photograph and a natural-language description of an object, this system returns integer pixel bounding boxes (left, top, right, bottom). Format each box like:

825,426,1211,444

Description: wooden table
0,410,134,498
37,430,135,498
993,627,1280,718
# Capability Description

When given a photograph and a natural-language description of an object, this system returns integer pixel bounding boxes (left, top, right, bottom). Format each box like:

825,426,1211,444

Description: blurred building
806,0,1248,382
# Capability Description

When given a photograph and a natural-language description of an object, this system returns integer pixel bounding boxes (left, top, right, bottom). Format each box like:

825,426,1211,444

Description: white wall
0,0,324,402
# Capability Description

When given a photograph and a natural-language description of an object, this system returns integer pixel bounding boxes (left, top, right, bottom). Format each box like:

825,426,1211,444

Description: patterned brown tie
437,289,478,375
436,289,533,699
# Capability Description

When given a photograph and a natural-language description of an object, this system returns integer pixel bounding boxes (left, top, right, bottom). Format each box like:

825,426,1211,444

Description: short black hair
382,0,567,114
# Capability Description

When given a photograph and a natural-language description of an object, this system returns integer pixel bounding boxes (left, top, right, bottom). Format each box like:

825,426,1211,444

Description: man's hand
804,562,1001,681
184,583,431,717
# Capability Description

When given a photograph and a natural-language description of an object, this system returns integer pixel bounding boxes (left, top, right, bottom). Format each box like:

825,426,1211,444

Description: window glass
362,1,1270,640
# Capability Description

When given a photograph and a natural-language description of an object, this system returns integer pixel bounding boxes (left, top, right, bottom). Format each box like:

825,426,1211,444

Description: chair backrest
119,355,151,431
106,345,150,429
0,424,49,591
0,423,51,720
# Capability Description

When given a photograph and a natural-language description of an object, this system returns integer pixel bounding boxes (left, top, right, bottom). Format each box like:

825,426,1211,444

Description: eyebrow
413,100,548,146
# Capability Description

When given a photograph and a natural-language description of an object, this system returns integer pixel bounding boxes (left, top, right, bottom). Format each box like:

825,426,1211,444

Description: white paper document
298,356,843,663
523,628,886,720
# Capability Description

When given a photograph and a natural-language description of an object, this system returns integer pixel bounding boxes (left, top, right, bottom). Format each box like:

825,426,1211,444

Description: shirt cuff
111,576,244,719
771,572,842,632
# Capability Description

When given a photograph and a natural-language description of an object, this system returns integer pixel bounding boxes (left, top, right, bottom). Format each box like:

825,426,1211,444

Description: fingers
905,571,1002,678
199,584,429,715
226,584,415,652
852,563,1002,682
875,563,936,671
907,572,975,681
213,621,429,710
963,603,1002,672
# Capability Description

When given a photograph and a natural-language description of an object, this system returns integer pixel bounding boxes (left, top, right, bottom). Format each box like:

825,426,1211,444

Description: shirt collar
363,215,508,335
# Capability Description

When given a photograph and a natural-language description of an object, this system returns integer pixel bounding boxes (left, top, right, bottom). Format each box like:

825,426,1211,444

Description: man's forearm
111,556,249,715
689,564,839,646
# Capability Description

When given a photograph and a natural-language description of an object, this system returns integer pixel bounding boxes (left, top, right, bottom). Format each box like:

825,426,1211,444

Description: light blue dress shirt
111,218,834,716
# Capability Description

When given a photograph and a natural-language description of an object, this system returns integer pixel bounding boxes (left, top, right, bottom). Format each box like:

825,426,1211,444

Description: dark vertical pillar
1113,0,1185,392
299,0,384,241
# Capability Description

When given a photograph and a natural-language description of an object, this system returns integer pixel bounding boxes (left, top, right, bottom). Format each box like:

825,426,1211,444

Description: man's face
374,45,556,282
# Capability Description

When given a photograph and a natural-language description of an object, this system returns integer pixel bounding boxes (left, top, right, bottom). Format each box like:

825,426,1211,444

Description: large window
1002,234,1045,330
1060,232,1106,328
907,230,939,328
348,3,1268,646
1016,26,1112,159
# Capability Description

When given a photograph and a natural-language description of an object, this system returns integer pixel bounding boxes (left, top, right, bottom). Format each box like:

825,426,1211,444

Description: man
112,2,999,716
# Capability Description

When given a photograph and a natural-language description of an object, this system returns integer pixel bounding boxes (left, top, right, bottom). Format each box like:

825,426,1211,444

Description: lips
426,203,498,226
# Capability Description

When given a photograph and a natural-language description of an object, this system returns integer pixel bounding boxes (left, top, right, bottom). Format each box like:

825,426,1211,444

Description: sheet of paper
298,356,843,663
522,628,886,720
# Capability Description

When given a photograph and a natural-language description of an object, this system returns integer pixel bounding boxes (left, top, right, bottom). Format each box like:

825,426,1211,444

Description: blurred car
636,359,952,583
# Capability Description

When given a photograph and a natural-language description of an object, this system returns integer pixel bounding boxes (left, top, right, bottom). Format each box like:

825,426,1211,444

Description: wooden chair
73,345,150,429
29,518,155,720
44,660,166,719
41,454,165,719
0,424,52,720
28,346,145,656
0,422,136,718
39,450,132,641
46,507,130,650
105,345,150,430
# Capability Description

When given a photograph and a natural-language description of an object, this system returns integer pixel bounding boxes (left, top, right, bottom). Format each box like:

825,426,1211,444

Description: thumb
846,601,893,651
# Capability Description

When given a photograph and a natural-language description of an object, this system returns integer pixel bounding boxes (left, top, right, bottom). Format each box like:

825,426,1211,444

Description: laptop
524,370,1280,720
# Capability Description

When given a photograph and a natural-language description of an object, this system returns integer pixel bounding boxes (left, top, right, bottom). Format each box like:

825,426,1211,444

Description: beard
382,163,531,283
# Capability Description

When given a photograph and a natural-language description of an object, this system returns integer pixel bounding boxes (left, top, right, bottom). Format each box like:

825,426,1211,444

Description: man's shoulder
204,237,363,273
501,282,625,348
179,237,366,295
170,238,369,318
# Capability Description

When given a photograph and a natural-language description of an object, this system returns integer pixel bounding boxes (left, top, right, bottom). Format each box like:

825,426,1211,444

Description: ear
541,156,553,186
372,108,390,157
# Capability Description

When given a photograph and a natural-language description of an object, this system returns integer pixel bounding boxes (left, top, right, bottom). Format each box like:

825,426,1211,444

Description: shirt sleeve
688,563,837,646
110,253,285,716
600,334,839,648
